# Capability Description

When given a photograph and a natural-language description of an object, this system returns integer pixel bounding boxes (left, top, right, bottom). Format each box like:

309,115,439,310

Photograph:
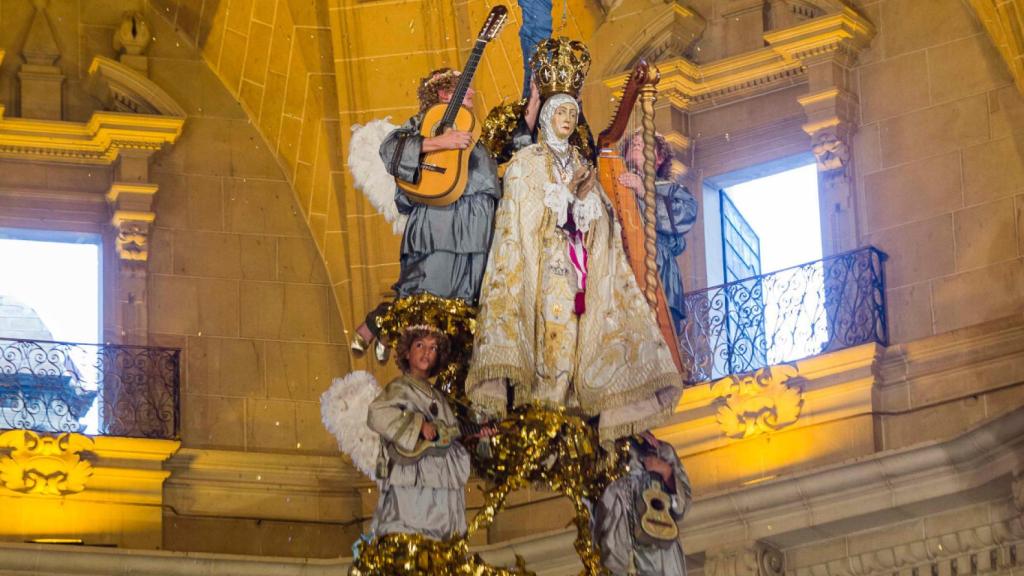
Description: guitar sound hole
651,499,666,512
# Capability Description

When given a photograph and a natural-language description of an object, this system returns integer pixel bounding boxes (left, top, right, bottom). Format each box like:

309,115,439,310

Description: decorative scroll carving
811,129,850,172
710,365,803,438
0,430,95,495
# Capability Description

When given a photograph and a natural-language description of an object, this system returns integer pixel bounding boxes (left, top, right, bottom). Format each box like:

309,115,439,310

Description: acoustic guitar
637,475,679,546
633,436,680,546
396,5,508,207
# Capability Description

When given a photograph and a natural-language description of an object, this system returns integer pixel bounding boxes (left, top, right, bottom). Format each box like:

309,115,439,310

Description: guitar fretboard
440,39,486,129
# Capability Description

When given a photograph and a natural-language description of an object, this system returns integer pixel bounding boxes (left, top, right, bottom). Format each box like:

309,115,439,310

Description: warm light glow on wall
0,434,179,549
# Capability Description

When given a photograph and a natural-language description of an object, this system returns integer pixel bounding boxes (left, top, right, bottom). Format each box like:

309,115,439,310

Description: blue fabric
518,0,553,97
637,181,699,330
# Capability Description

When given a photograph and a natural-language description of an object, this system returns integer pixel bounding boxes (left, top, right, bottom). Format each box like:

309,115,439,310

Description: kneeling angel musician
322,326,490,541
596,431,692,576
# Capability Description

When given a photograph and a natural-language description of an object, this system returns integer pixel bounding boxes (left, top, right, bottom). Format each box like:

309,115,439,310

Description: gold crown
529,37,591,99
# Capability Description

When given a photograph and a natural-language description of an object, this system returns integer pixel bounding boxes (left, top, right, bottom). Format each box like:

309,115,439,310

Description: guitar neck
440,39,486,128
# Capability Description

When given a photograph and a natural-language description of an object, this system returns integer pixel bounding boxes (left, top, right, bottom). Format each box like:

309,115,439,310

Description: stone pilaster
106,182,158,344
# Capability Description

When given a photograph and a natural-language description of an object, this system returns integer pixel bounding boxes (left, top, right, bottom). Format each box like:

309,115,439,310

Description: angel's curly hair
620,129,674,180
395,327,451,377
417,67,462,114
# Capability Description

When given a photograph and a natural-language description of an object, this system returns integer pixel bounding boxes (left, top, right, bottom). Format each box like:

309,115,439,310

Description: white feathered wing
320,370,383,481
348,118,407,235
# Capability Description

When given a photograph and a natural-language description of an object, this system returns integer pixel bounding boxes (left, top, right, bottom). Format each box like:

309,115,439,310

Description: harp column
766,9,875,255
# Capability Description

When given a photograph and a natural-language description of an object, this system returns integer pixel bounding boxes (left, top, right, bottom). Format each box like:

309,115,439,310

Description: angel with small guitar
596,431,693,576
365,325,495,540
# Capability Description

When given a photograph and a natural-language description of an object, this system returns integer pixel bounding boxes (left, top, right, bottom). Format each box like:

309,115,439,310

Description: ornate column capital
106,182,159,262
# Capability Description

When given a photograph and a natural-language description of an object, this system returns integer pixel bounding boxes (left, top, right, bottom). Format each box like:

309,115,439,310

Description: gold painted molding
967,0,1024,95
0,430,95,496
710,364,804,439
603,8,874,112
0,110,183,165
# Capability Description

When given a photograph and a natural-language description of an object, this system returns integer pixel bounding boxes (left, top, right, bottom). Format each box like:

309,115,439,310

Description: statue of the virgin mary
466,40,683,442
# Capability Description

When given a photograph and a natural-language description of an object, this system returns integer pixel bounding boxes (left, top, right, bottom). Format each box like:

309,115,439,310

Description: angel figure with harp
617,130,699,335
466,38,683,443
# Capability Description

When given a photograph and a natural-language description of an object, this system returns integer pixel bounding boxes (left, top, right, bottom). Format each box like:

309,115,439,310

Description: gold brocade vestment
466,144,683,442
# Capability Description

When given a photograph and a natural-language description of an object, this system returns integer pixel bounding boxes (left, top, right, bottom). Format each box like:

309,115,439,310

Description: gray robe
367,375,471,540
379,117,501,304
597,437,692,576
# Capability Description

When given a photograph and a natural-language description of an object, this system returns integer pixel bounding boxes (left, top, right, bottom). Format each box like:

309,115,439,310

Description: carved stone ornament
710,365,803,439
706,542,786,576
0,430,95,495
113,12,151,56
811,131,849,172
112,216,153,261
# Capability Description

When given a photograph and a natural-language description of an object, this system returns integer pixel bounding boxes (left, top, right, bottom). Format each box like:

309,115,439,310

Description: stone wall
853,0,1024,344
0,0,351,555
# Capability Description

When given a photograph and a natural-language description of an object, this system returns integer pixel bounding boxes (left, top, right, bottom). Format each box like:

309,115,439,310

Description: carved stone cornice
87,56,185,117
792,514,1024,576
0,110,183,165
602,8,873,113
763,7,874,64
764,8,873,178
163,448,367,524
606,48,806,113
967,0,1024,95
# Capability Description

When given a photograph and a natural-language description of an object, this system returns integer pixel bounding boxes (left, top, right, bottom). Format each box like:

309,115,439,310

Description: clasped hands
570,165,597,200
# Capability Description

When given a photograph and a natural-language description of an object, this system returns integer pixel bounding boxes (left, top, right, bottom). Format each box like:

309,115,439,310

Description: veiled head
540,94,579,143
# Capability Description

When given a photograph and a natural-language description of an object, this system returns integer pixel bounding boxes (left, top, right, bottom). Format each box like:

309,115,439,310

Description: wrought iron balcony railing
0,338,180,439
680,246,888,382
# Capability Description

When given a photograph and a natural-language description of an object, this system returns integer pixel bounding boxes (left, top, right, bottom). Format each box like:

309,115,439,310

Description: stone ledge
163,448,367,524
2,407,1021,575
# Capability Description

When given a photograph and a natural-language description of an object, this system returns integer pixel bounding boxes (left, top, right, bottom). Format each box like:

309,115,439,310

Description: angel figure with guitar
349,66,500,359
596,431,692,575
363,326,476,540
348,5,508,359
